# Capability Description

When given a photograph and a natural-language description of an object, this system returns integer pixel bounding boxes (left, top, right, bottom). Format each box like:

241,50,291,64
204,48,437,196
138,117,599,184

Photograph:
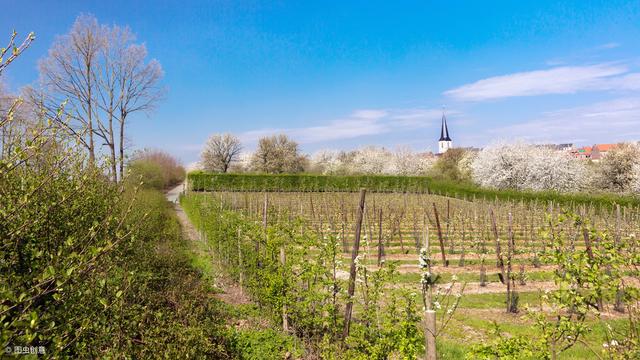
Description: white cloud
487,97,640,143
444,63,639,101
351,109,388,119
597,42,621,50
238,107,446,145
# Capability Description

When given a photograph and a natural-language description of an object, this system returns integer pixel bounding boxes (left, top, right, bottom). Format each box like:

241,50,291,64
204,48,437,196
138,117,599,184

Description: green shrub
0,111,228,358
127,149,186,189
128,159,166,189
228,328,302,360
430,148,468,181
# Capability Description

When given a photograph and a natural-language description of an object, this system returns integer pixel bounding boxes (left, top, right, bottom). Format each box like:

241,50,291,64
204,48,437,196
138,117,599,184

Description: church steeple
439,113,451,142
438,108,452,154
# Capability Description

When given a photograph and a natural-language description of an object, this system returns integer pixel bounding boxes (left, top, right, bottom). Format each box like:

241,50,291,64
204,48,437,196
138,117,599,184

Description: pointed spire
439,108,451,142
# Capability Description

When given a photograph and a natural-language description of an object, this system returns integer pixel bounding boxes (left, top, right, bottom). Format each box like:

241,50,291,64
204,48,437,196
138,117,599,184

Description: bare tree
201,133,243,173
115,38,164,180
38,14,105,164
250,134,306,174
37,14,164,181
94,26,129,181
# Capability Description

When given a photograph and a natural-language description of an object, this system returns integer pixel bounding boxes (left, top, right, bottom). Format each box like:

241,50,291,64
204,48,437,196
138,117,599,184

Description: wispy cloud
351,109,388,119
238,107,447,146
597,42,621,50
444,63,640,101
486,97,640,143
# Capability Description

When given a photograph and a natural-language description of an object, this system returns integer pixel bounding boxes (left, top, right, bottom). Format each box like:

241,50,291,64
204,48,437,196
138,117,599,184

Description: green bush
127,149,186,190
228,328,302,360
1,145,231,357
0,111,229,358
430,148,469,181
128,159,166,189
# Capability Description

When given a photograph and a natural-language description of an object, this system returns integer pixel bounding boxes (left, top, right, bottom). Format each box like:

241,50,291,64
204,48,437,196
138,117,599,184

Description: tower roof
439,113,451,142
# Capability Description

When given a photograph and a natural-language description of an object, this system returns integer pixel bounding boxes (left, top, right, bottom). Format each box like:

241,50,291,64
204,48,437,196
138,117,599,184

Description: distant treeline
187,172,640,209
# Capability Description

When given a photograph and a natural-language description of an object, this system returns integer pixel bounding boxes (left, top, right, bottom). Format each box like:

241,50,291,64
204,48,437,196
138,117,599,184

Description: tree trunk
119,111,126,180
85,55,96,164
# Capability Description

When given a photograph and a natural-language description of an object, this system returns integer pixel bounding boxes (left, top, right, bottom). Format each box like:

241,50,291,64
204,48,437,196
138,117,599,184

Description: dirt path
166,184,251,306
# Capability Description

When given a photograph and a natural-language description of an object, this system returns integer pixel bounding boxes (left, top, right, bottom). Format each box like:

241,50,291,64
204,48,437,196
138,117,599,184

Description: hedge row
187,172,640,209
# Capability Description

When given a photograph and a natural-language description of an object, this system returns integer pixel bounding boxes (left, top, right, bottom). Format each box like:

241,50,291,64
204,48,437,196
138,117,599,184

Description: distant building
590,143,616,161
571,143,617,161
555,143,574,151
535,143,574,151
438,112,452,154
459,146,482,153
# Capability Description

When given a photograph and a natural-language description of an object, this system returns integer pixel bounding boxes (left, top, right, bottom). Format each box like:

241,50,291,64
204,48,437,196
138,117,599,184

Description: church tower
438,111,452,154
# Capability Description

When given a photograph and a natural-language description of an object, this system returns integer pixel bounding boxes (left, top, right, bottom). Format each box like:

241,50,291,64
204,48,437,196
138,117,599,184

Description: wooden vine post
280,246,289,332
422,221,437,360
257,192,267,268
343,188,367,340
432,203,448,267
490,208,506,281
425,309,436,360
614,204,625,313
237,228,244,295
377,208,384,267
506,212,517,313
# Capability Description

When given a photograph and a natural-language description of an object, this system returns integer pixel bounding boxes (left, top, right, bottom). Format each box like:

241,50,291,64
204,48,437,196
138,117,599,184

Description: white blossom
595,143,640,192
419,248,430,269
420,272,431,284
631,162,640,194
471,141,587,192
307,145,434,175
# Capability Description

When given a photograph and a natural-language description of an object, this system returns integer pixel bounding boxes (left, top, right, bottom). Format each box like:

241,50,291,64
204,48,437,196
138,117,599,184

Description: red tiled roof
594,144,616,151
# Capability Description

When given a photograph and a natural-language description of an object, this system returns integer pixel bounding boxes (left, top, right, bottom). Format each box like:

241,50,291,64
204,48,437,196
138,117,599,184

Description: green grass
393,270,554,284
439,310,630,359
458,292,542,309
437,338,470,359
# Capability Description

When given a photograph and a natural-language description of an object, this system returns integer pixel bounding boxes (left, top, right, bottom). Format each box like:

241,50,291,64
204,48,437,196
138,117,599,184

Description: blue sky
2,0,640,164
